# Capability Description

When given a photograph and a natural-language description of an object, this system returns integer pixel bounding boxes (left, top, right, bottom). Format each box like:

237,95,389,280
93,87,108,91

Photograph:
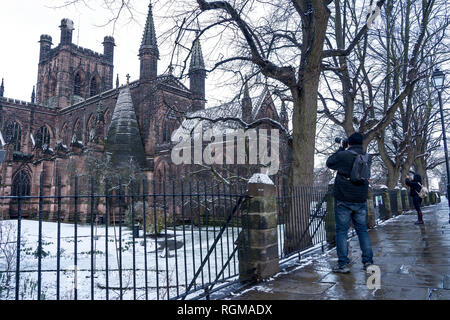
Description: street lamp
431,68,449,223
0,150,6,163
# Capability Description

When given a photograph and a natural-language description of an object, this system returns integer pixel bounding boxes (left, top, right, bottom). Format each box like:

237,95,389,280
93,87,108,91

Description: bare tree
318,0,449,188
320,0,448,146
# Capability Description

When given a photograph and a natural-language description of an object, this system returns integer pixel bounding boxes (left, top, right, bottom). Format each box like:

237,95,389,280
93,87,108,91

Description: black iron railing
276,183,330,263
0,174,248,300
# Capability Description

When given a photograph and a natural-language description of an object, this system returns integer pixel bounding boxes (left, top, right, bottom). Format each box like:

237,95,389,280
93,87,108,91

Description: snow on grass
0,219,242,300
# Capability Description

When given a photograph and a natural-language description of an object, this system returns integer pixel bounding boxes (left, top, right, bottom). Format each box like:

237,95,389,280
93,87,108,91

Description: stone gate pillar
402,189,410,211
396,188,403,214
239,174,279,283
382,187,392,219
367,188,376,228
424,194,430,206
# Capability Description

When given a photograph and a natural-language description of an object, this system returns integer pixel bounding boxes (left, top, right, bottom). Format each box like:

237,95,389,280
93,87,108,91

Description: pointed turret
0,79,4,97
280,100,289,129
116,74,120,88
106,86,147,168
139,2,159,82
31,86,36,103
189,35,205,72
242,81,252,123
189,34,206,111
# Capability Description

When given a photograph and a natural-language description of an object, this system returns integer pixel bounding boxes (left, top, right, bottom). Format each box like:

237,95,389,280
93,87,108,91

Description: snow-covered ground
0,220,242,300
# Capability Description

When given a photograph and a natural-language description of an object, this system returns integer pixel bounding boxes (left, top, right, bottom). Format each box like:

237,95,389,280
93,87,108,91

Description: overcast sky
0,0,230,104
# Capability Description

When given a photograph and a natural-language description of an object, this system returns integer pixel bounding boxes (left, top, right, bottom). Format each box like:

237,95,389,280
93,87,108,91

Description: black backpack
348,150,372,184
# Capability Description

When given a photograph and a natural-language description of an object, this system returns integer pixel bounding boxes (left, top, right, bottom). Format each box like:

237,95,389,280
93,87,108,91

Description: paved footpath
231,199,450,300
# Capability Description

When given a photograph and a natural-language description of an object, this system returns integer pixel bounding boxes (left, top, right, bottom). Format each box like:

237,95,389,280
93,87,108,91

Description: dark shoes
363,262,374,271
332,264,351,274
414,221,424,225
332,262,376,273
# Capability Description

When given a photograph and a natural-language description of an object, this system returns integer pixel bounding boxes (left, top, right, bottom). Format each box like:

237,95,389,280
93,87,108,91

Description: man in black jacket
326,132,374,273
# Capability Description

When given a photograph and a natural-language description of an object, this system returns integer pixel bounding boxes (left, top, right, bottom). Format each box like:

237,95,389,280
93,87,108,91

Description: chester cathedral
0,2,288,219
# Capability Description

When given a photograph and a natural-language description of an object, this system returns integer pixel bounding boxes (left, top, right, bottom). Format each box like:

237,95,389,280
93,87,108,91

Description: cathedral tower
36,19,115,108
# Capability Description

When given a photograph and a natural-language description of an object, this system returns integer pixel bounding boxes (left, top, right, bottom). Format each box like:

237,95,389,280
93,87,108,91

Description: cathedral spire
139,2,159,82
0,79,4,97
242,79,252,123
140,2,158,54
189,33,205,72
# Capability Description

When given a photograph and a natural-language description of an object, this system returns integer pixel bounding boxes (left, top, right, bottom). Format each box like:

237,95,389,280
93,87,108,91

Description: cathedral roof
140,2,158,53
106,86,147,168
172,88,272,141
157,74,190,93
251,86,269,119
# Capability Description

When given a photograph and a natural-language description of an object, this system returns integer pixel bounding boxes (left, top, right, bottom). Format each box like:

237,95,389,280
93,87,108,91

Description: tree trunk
284,91,319,253
284,3,330,254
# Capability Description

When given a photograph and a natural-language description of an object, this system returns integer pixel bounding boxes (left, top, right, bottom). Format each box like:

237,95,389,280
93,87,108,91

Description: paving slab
231,199,450,300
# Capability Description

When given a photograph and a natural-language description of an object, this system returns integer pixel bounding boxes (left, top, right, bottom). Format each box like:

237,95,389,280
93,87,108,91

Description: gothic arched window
162,110,177,144
72,120,83,144
162,117,170,143
86,115,96,142
49,73,57,97
60,123,70,146
35,126,51,148
12,170,31,198
104,109,112,136
90,77,98,97
6,121,22,151
74,73,82,96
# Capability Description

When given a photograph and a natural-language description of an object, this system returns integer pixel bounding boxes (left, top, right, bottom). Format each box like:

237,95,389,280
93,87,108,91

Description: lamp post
431,68,449,223
0,150,6,163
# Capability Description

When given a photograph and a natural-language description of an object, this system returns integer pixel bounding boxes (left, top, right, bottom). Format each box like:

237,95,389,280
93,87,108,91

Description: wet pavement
231,199,450,300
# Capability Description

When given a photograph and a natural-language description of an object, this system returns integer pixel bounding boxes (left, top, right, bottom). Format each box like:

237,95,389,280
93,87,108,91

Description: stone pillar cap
249,173,274,185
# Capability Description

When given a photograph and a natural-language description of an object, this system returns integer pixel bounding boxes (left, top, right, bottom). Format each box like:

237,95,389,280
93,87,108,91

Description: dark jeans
412,196,423,222
335,200,373,267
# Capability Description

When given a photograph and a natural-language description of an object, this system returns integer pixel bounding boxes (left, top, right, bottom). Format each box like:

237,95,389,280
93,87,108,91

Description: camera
335,137,349,149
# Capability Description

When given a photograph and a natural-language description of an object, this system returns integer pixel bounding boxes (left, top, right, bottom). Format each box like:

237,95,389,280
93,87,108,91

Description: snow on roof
172,88,269,141
251,86,269,119
157,74,190,93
